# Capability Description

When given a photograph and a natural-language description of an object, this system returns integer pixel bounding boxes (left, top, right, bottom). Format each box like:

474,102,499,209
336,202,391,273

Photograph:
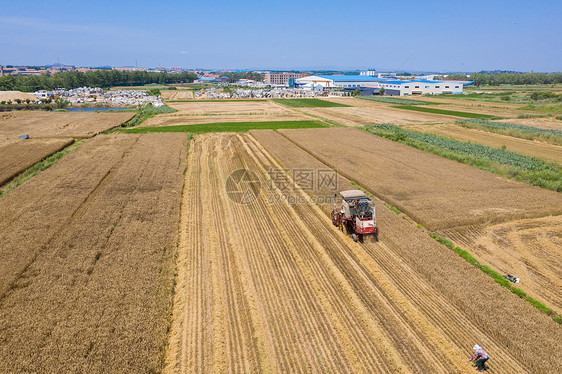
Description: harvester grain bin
331,190,377,242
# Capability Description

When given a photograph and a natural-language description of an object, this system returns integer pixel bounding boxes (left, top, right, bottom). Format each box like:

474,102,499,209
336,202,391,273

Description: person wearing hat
469,345,490,371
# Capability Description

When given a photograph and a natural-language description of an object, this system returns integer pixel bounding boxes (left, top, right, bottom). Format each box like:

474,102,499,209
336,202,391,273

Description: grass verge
0,139,85,198
391,105,494,119
456,119,562,145
364,124,561,191
271,98,351,108
356,96,433,105
121,104,177,128
118,120,328,134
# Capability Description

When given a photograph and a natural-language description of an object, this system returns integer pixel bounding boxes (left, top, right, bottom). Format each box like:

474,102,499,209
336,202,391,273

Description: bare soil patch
0,133,187,373
277,128,562,229
406,123,562,164
142,113,309,127
0,138,73,185
0,111,134,146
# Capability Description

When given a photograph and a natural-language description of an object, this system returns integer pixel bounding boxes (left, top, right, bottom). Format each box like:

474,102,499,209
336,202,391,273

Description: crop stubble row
0,133,187,373
167,131,561,373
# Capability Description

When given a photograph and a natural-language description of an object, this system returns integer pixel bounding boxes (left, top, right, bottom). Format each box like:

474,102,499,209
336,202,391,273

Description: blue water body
53,107,135,112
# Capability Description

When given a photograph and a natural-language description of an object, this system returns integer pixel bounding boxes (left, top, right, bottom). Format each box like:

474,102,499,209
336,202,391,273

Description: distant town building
264,72,305,85
359,69,377,76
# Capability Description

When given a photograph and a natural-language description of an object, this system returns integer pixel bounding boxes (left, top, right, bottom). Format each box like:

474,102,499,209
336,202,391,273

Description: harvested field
165,131,562,373
500,116,562,130
161,89,195,100
277,128,562,229
0,133,188,373
392,105,494,119
0,111,134,146
405,123,562,164
438,215,562,315
271,98,351,107
302,104,460,126
0,137,73,185
167,100,290,115
142,113,309,127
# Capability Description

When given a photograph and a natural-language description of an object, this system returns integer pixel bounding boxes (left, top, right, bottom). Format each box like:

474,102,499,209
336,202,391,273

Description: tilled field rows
167,132,561,373
0,134,188,373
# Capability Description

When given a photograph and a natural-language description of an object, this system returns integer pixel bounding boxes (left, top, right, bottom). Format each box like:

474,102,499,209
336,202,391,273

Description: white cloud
180,51,189,55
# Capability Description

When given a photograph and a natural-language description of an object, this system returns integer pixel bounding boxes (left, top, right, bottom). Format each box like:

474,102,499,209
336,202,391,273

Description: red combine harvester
331,190,377,242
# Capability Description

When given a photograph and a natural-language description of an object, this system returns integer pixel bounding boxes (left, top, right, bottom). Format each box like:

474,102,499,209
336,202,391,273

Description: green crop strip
391,105,494,118
120,104,177,128
364,124,561,191
271,98,351,108
118,120,328,134
456,119,562,145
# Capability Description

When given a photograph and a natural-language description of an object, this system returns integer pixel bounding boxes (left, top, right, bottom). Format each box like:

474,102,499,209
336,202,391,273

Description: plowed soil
276,128,562,229
439,215,562,315
405,123,562,164
165,131,562,373
0,133,187,373
0,111,134,146
0,137,73,185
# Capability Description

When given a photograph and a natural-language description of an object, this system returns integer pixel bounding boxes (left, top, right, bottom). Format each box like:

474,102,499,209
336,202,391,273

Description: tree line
0,70,199,92
436,72,562,86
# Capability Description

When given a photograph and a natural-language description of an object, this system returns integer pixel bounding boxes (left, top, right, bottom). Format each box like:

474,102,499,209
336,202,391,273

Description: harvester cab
331,190,378,242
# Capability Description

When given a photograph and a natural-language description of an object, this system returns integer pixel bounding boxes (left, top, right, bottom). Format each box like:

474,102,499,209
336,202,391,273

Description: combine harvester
331,190,378,242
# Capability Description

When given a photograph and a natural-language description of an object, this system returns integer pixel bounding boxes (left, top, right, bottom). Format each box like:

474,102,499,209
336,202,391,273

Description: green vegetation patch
391,105,494,119
121,104,177,128
357,96,432,105
456,119,562,145
271,98,351,108
119,120,327,134
364,123,562,191
516,113,552,119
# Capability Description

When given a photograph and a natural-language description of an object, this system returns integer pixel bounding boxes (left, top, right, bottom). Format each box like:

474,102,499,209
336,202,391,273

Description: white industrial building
295,75,386,90
380,80,466,96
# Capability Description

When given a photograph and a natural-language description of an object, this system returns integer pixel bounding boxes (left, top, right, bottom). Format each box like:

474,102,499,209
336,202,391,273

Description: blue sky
1,0,560,72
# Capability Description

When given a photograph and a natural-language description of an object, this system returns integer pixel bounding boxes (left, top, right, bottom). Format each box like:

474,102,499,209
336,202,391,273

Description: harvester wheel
374,232,379,242
352,233,358,242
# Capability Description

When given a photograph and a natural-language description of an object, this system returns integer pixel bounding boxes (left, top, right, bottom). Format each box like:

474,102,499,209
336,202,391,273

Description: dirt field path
405,123,562,164
167,132,561,373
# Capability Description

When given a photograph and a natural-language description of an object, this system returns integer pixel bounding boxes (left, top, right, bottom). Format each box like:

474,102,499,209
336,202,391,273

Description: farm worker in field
469,345,489,371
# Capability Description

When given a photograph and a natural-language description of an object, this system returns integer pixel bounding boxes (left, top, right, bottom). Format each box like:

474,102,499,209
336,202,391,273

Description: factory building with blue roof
295,74,472,96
